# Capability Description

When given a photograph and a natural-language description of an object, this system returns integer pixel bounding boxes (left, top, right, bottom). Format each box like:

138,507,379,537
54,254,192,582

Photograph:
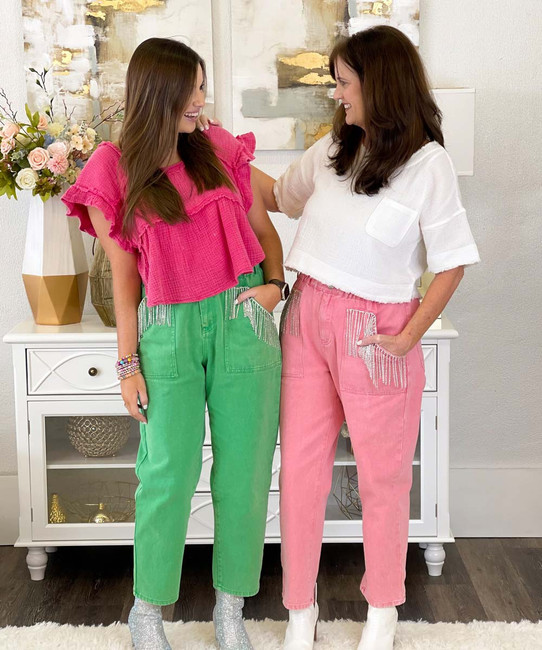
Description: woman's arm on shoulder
238,167,284,313
259,134,330,219
250,165,279,212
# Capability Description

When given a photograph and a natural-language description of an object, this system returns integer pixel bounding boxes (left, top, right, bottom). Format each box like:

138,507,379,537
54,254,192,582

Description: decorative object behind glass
48,492,67,524
67,415,130,457
63,480,136,523
333,466,363,520
89,502,114,523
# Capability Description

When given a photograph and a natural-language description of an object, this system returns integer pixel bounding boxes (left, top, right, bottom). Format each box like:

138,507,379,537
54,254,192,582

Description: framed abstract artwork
22,0,419,148
230,0,420,149
22,0,214,138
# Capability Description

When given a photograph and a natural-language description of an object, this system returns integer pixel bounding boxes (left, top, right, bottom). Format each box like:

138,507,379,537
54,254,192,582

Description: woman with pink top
63,38,287,650
255,26,479,650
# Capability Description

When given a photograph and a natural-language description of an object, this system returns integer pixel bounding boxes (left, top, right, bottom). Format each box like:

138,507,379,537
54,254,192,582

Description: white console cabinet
4,314,456,580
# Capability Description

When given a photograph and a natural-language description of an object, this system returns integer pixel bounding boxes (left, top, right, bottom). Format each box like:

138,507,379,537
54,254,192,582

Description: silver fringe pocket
225,286,280,350
137,296,172,343
279,288,302,338
345,308,407,390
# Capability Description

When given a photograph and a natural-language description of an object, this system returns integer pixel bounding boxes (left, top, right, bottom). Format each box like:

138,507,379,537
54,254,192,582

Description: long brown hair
119,38,234,236
329,26,443,196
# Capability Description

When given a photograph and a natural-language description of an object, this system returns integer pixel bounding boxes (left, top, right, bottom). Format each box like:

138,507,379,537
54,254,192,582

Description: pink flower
37,114,48,131
47,154,69,176
1,122,20,139
1,138,15,155
47,141,69,157
28,147,50,170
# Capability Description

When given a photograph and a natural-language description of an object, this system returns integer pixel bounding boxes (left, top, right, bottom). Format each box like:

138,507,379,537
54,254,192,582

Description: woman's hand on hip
121,372,149,424
236,283,281,314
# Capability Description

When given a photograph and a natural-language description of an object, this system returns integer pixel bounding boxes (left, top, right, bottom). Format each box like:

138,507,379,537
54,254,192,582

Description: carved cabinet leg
424,543,446,576
26,547,48,581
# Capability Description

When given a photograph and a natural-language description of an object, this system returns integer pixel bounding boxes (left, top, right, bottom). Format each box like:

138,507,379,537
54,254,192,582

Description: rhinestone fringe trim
345,308,406,389
225,286,280,350
137,296,172,343
279,288,302,338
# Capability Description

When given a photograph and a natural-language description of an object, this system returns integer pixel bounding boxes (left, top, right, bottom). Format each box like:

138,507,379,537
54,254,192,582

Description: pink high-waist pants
279,274,425,609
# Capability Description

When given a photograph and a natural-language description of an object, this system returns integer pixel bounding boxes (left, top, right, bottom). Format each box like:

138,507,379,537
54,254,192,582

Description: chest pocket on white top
365,197,419,248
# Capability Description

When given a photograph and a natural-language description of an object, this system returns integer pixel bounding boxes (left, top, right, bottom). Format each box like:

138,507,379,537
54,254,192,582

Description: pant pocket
137,297,178,379
224,287,281,373
340,308,407,395
279,288,304,378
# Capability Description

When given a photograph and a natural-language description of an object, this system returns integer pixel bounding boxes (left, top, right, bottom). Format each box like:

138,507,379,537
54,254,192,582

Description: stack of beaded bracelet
116,353,141,380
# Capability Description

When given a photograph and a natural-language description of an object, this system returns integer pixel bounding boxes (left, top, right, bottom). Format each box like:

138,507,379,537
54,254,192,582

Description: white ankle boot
357,605,398,650
283,591,319,650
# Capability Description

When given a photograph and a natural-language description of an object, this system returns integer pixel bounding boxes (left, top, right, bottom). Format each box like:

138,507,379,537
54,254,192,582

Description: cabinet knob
88,367,98,377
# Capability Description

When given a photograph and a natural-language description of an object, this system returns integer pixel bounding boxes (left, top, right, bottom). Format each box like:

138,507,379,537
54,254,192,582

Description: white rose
16,168,39,190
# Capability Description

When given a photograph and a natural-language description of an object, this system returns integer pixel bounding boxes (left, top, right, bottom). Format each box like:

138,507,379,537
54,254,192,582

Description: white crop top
273,133,480,303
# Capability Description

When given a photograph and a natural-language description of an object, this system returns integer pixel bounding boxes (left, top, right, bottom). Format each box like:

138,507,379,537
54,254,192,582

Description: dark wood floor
0,539,541,627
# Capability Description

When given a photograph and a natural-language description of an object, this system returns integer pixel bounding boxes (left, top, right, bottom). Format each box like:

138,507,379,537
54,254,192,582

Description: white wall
1,0,541,543
419,1,542,534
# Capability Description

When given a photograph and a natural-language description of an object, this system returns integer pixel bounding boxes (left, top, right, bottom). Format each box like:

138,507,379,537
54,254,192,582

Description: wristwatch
267,279,290,301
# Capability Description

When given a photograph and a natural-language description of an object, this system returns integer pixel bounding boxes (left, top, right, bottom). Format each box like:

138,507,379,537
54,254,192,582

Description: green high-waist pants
133,266,281,605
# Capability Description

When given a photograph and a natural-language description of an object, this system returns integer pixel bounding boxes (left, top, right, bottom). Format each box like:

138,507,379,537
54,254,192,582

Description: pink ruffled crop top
62,126,264,306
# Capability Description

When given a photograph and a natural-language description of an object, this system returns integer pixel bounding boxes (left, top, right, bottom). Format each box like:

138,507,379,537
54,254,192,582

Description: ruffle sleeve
61,142,137,254
206,126,256,213
232,132,256,213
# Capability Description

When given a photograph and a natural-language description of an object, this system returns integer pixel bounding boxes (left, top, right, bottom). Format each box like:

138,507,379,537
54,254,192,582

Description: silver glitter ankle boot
213,589,254,650
128,597,172,650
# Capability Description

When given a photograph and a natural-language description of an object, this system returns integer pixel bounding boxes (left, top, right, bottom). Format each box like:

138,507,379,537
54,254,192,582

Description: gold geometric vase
22,194,88,325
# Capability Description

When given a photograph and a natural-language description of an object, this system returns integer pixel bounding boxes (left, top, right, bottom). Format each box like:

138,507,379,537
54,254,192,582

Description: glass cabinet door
28,400,139,541
323,396,438,539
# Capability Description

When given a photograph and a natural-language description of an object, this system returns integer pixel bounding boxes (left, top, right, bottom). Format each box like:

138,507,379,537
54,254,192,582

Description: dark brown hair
329,26,443,195
119,38,234,236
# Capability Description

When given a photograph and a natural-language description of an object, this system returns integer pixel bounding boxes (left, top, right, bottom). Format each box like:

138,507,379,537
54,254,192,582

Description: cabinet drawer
27,348,120,395
422,345,437,392
186,493,280,540
197,446,280,492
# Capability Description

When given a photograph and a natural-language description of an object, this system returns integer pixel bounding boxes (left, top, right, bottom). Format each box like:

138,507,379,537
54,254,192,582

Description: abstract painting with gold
22,1,418,150
22,0,213,138
232,0,419,149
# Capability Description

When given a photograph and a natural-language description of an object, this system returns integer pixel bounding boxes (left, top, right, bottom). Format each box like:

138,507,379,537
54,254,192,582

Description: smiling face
332,57,365,130
178,64,206,133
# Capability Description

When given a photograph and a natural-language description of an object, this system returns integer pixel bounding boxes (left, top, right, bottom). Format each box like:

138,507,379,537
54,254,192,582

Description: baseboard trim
0,475,19,545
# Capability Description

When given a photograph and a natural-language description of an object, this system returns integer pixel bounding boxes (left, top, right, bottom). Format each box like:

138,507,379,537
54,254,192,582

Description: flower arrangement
0,68,122,202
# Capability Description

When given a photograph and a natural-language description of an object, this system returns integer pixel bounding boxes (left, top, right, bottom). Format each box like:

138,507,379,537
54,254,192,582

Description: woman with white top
255,25,480,650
